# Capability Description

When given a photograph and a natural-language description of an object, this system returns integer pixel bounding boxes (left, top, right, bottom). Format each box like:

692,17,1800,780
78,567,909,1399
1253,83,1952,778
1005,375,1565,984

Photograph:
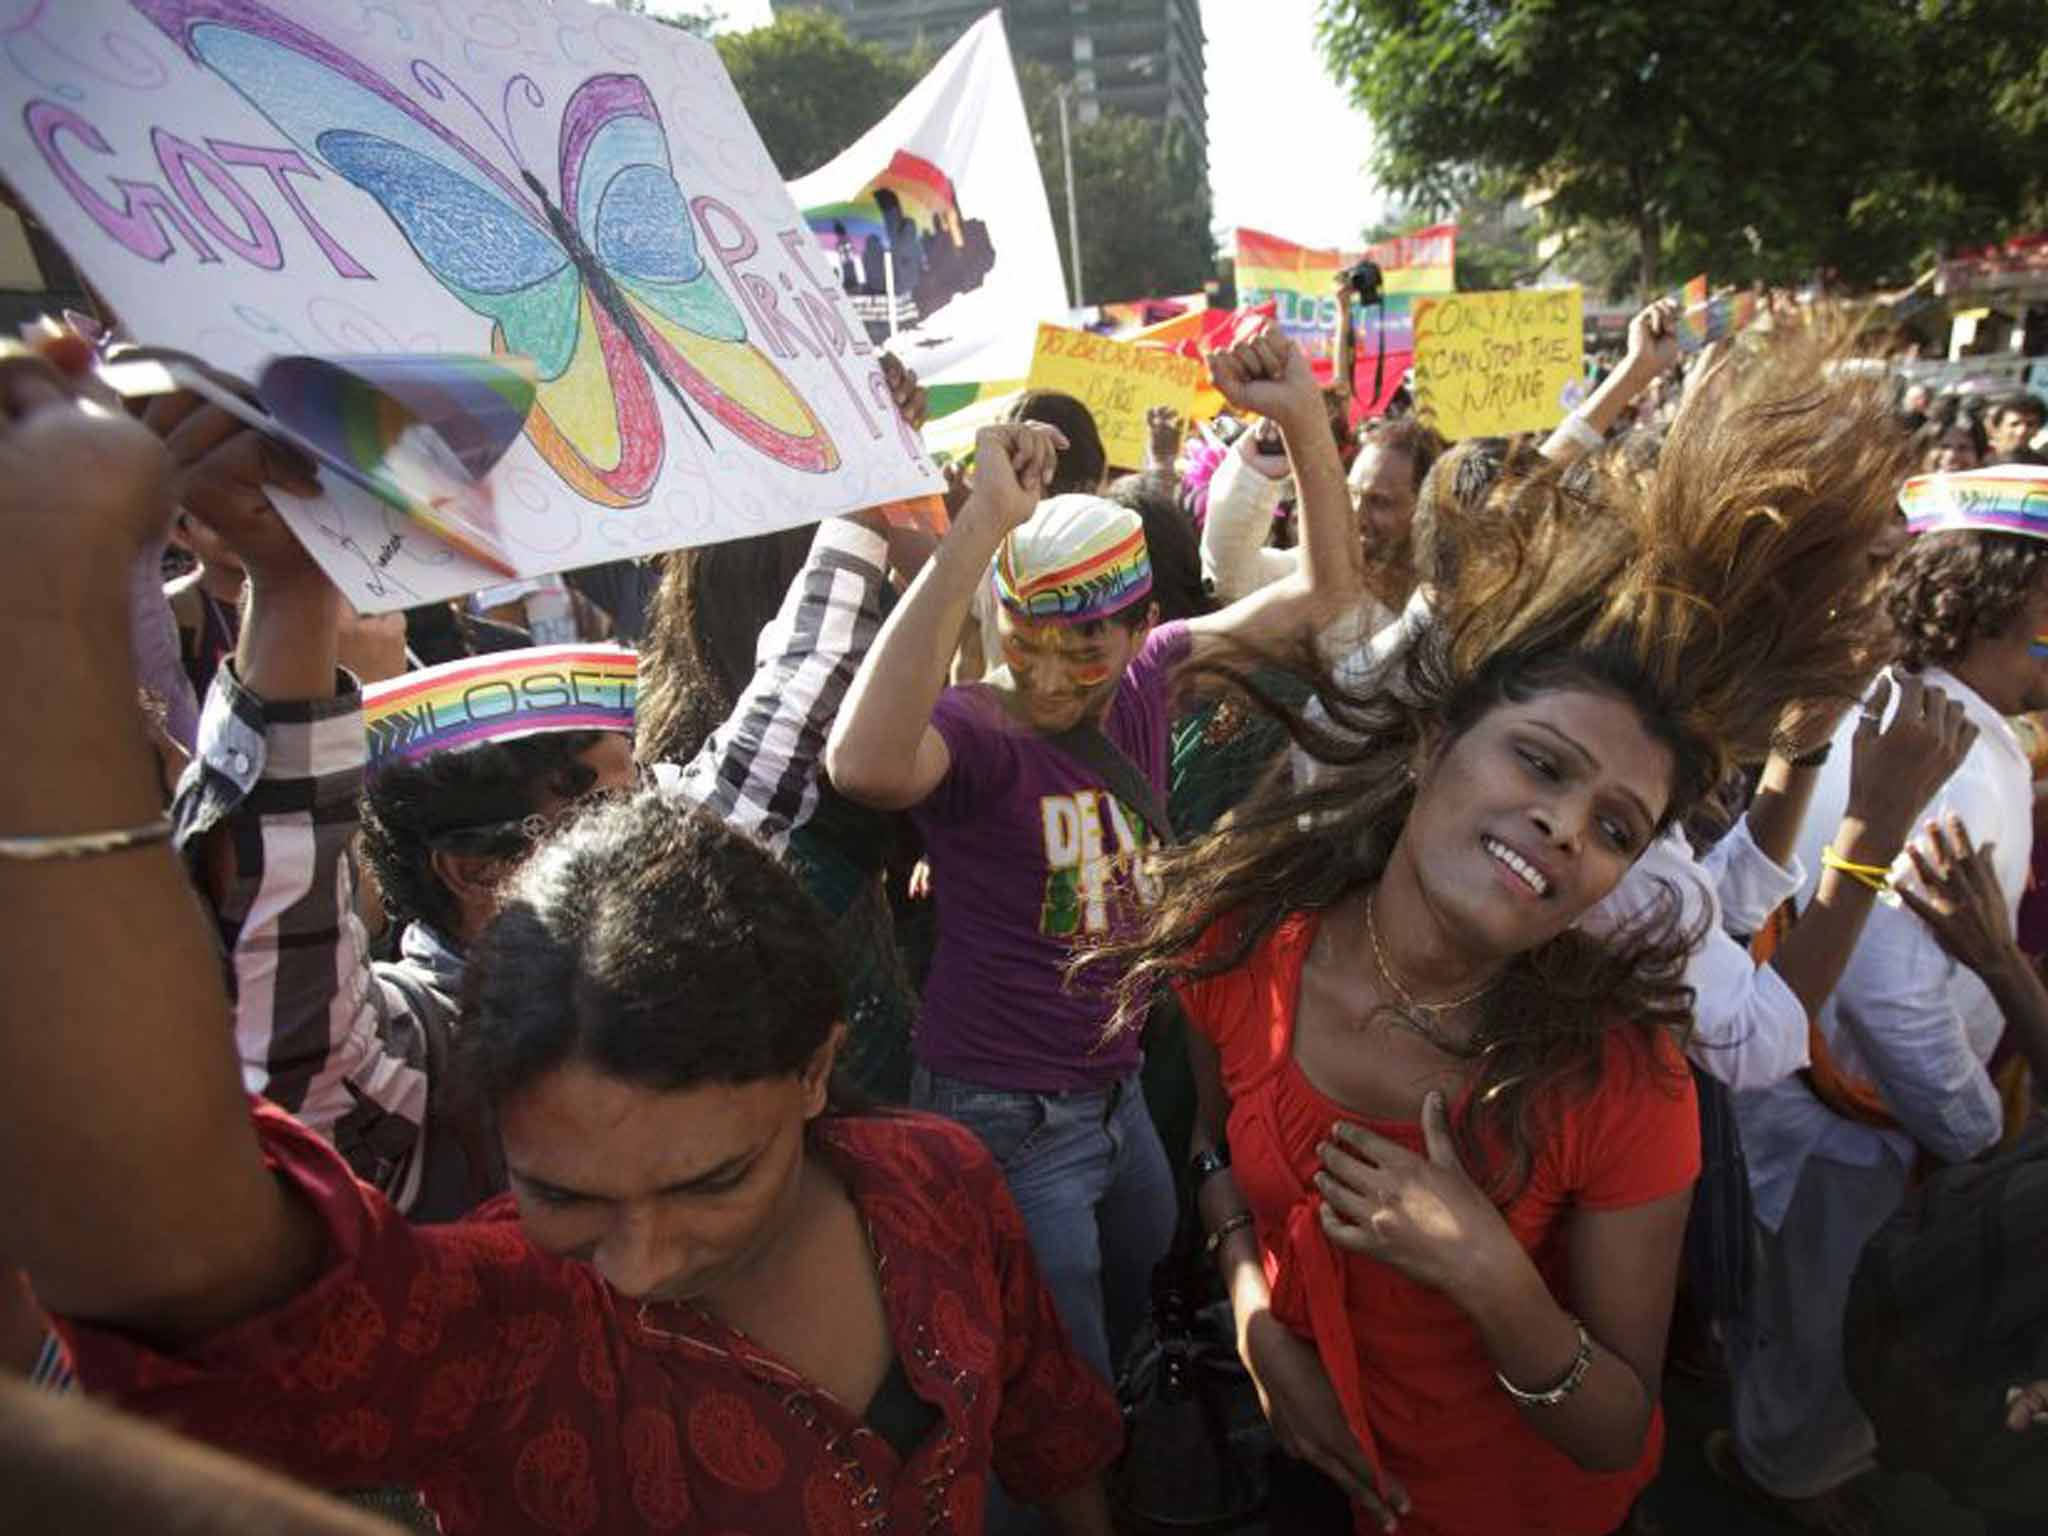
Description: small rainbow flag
1899,464,2048,541
361,645,637,774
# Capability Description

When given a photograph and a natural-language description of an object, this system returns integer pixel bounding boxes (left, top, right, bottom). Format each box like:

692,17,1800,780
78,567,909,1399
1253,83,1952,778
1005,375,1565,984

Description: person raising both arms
826,328,1365,1395
143,358,933,1219
0,347,1121,1534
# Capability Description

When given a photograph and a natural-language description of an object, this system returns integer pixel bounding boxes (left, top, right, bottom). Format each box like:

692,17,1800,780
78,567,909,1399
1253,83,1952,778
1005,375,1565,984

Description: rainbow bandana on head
992,494,1153,625
361,645,637,776
1899,464,2048,542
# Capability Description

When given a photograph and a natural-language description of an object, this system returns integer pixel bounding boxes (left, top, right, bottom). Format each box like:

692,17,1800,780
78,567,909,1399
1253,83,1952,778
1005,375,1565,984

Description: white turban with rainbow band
991,494,1154,625
361,644,636,777
1898,463,2048,542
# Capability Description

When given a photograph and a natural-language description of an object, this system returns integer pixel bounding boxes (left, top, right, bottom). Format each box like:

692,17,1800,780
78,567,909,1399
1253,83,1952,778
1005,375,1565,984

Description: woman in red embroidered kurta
0,393,1119,1536
58,1102,1118,1535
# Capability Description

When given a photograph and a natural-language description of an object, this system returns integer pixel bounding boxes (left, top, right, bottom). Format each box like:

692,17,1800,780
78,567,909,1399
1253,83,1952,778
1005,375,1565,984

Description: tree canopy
710,11,923,179
1319,0,2048,295
1016,58,1217,306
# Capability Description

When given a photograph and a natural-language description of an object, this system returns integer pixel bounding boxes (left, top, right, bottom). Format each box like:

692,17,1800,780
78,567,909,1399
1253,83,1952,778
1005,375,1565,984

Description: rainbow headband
361,645,636,775
1899,465,2048,542
993,512,1153,625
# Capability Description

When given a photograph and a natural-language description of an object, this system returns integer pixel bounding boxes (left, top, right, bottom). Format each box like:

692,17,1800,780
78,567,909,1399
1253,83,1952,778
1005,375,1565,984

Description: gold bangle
0,819,173,862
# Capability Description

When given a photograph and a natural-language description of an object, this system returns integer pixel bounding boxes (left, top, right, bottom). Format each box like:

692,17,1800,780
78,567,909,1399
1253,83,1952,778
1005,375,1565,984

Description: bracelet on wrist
1188,1145,1231,1188
1822,843,1900,905
1204,1211,1256,1257
0,818,173,862
1497,1316,1595,1408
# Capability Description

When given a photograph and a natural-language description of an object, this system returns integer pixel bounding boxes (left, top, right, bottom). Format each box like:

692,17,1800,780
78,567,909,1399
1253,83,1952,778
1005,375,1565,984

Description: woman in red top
1102,339,1913,1534
0,363,1117,1534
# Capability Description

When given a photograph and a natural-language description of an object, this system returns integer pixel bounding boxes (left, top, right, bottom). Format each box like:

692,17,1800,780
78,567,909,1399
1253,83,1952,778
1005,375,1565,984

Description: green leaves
1318,0,2048,294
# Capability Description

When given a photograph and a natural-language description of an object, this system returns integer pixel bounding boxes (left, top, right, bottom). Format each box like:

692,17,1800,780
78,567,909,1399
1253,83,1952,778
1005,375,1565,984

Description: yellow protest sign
1412,287,1585,440
1025,323,1204,469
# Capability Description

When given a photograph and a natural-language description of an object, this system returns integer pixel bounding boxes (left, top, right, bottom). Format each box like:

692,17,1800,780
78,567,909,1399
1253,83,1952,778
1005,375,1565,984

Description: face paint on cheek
1000,624,1114,689
2031,635,2048,661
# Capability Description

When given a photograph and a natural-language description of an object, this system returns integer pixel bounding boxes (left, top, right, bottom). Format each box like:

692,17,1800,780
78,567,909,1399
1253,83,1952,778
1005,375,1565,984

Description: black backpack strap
1043,722,1177,846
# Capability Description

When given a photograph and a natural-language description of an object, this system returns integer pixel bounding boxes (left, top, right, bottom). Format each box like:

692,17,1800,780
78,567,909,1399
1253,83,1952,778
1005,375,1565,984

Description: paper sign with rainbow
803,150,997,342
1899,464,2048,541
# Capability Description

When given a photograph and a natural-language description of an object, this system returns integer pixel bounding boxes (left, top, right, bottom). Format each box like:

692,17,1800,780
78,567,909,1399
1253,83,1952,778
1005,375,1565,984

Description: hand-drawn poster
1412,286,1584,441
790,11,1067,387
0,0,940,611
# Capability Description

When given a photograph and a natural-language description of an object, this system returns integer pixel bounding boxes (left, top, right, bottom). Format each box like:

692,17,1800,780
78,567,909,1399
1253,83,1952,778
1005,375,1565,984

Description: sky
669,0,1386,254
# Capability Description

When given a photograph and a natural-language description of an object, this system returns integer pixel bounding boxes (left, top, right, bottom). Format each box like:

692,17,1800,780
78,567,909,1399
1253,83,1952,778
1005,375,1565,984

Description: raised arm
1185,331,1363,667
1766,676,1977,1020
824,423,1061,810
671,352,938,848
148,396,469,1210
0,352,322,1342
1198,425,1295,602
1540,299,1679,466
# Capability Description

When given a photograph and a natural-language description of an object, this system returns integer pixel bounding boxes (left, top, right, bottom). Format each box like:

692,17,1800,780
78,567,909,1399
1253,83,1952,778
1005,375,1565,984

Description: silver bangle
0,818,174,861
1497,1316,1594,1408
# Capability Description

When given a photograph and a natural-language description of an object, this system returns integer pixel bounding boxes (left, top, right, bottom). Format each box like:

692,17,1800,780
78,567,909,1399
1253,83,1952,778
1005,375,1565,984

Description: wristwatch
1188,1146,1231,1187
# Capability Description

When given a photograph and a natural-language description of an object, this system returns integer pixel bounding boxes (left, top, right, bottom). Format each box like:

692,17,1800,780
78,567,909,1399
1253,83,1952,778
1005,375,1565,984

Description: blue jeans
911,1065,1177,1386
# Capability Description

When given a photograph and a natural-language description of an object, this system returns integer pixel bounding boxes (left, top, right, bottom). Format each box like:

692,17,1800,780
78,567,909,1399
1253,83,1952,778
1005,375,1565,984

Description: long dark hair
1104,333,1908,1195
461,791,844,1106
634,527,814,767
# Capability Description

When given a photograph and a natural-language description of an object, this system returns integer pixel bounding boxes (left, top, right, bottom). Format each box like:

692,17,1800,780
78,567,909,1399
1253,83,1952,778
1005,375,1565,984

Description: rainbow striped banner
362,645,637,774
1899,465,2048,540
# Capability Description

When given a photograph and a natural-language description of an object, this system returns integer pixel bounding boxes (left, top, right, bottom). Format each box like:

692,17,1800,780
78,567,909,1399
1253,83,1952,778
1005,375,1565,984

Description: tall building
777,0,1207,154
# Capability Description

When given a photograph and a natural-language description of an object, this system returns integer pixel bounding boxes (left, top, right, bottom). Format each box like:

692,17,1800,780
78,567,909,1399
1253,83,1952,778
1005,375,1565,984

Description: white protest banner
0,0,940,611
790,11,1068,387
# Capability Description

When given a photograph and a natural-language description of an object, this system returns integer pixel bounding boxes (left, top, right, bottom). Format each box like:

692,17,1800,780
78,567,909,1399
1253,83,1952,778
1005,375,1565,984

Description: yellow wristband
1822,845,1900,905
1821,845,1894,880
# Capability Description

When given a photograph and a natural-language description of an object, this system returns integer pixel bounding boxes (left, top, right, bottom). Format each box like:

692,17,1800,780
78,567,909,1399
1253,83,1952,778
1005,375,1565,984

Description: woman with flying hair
1098,339,1912,1535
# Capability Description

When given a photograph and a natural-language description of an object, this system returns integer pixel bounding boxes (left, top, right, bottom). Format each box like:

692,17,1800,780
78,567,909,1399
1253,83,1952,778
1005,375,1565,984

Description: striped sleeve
172,665,433,1213
668,519,890,852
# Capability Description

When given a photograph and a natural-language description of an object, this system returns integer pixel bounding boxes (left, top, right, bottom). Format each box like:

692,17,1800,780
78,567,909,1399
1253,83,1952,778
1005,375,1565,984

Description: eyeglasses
422,769,645,856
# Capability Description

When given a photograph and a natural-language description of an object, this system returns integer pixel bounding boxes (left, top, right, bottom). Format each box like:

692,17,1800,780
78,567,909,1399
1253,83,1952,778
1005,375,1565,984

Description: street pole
1057,84,1084,309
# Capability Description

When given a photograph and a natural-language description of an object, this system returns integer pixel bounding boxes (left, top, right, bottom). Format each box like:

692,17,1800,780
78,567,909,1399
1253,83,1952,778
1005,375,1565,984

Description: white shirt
1736,667,2030,1230
1199,440,1295,602
1587,820,1811,1094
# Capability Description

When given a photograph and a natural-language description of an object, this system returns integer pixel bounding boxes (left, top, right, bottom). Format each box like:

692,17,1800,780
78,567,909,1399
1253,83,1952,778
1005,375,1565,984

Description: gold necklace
1362,889,1495,1052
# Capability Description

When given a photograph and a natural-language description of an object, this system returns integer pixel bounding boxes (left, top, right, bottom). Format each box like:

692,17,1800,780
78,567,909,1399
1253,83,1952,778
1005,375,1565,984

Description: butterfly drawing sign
0,0,939,610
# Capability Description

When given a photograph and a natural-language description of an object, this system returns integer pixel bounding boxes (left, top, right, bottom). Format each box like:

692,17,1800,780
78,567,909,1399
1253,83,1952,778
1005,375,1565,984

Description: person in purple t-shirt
828,329,1363,1389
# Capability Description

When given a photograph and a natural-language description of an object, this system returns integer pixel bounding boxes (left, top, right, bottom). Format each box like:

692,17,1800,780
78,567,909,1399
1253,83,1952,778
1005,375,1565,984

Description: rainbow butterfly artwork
131,0,839,509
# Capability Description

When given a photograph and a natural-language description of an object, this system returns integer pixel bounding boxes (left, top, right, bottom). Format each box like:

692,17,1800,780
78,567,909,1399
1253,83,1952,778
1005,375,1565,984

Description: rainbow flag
1666,275,1757,353
804,149,960,256
362,645,637,774
1233,224,1455,391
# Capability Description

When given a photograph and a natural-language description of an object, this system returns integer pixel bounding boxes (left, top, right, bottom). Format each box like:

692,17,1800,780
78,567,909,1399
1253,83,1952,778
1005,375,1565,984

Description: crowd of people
3,271,2048,1536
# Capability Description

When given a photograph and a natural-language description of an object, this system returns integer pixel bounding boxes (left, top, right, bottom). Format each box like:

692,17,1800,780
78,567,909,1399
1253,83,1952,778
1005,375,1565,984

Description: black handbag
1109,1236,1273,1532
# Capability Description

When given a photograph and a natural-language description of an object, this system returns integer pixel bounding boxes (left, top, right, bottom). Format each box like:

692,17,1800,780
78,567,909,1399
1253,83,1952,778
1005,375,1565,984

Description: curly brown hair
1885,529,2048,673
1101,332,1908,1197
